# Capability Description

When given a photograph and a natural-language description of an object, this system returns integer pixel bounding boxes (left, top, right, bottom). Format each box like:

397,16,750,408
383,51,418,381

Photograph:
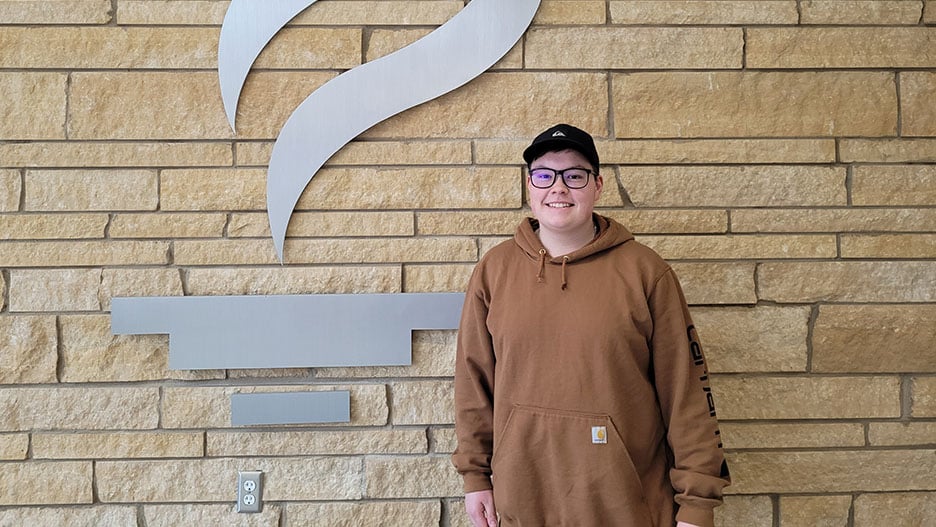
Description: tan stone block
72,71,315,140
528,27,741,69
711,376,900,419
98,457,362,502
207,429,426,457
144,504,281,527
236,139,471,167
902,72,936,136
293,167,521,210
780,495,852,527
801,0,924,24
315,330,456,379
758,262,936,303
253,28,361,69
0,241,169,267
365,455,462,498
365,73,608,140
0,0,111,23
0,462,92,505
728,450,936,493
292,1,463,24
0,386,159,431
24,169,158,212
33,431,203,459
109,213,225,239
161,168,265,211
714,495,774,527
288,501,440,527
117,0,228,24
0,315,57,384
9,269,102,312
720,422,865,450
879,232,936,262
431,427,458,454
536,1,606,24
0,27,219,69
100,269,185,311
693,306,809,373
841,139,936,163
0,213,107,240
733,208,936,233
162,385,388,428
639,234,837,260
853,165,936,206
611,1,796,24
621,166,845,207
0,273,4,311
0,506,136,526
911,377,936,417
927,0,936,23
403,264,474,293
670,262,757,305
367,28,432,62
229,211,414,238
0,433,28,460
392,381,455,425
174,238,476,266
418,211,530,236
0,170,20,211
748,28,936,68
613,72,897,138
477,139,836,165
869,422,936,446
0,142,234,168
187,266,400,296
814,305,936,373
854,492,936,527
603,210,728,235
59,314,176,382
0,72,66,140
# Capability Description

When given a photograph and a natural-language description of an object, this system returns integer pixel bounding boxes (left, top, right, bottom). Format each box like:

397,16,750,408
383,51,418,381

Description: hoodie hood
514,214,636,289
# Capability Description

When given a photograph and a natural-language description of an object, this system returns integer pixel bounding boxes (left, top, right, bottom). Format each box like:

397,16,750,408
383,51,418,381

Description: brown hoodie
453,215,730,527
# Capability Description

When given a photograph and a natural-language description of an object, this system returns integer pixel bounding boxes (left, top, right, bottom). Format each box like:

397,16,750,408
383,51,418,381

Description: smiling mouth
546,203,573,208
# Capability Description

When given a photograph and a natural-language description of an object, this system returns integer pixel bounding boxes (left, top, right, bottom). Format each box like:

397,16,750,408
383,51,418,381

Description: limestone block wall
1,1,935,525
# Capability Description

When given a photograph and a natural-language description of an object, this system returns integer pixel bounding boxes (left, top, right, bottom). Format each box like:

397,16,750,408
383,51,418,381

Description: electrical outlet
236,471,263,513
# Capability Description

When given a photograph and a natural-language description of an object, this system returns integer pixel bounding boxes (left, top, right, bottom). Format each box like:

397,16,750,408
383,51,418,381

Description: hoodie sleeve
648,268,731,527
451,267,497,493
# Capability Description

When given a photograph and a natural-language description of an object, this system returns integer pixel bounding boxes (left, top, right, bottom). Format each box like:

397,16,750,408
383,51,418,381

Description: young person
453,124,730,527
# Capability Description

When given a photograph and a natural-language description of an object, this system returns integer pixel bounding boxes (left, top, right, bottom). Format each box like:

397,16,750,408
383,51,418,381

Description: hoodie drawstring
537,249,546,283
561,256,569,290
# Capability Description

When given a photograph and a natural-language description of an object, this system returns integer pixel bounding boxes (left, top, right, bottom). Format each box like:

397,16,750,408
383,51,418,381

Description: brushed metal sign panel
111,293,465,370
231,391,351,426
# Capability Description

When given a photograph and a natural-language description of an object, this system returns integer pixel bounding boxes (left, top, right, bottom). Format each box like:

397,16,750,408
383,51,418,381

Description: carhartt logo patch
592,426,607,444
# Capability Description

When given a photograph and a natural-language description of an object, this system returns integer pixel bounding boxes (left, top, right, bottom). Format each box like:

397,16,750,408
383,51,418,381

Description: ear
594,173,604,198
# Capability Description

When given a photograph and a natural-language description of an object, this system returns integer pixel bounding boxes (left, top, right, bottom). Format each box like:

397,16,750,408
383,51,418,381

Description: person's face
527,149,603,237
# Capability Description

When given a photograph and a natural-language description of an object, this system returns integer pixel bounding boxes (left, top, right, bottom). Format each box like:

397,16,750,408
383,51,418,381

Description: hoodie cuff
676,505,716,527
462,472,493,494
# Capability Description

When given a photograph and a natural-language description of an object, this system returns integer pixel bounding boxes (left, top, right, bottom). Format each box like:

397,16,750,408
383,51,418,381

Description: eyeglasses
528,167,595,189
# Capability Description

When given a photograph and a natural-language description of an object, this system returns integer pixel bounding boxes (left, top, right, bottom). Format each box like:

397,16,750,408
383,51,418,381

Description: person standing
452,124,730,527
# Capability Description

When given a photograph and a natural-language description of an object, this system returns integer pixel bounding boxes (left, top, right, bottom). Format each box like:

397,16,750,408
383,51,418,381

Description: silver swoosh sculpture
218,0,541,261
218,0,320,132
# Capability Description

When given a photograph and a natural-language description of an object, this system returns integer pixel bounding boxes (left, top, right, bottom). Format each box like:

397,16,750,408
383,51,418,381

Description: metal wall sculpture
112,1,541,426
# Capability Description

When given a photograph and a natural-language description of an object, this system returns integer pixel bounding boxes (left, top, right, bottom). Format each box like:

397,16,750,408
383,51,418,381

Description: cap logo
552,131,566,137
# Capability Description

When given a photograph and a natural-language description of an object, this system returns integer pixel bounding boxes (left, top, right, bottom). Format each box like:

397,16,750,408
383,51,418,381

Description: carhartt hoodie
453,214,730,527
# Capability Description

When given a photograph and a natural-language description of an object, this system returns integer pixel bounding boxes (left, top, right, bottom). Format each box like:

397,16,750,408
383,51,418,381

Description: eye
530,169,554,181
565,170,587,181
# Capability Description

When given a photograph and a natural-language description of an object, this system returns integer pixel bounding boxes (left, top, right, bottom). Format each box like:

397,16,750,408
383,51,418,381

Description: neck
536,220,596,257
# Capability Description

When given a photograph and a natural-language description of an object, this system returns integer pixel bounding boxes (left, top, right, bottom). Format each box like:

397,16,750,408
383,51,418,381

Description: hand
465,489,498,527
676,522,701,527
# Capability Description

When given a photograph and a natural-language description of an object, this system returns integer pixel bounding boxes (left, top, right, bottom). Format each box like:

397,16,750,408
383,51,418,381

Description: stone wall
1,1,935,525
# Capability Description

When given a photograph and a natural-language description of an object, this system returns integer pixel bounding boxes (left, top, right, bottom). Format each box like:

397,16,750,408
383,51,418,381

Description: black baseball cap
523,124,600,172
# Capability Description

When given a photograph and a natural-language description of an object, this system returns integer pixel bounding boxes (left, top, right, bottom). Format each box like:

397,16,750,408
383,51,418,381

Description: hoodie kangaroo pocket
492,404,655,526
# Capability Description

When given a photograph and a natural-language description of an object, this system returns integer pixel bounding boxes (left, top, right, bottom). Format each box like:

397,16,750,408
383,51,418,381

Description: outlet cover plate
237,471,262,513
